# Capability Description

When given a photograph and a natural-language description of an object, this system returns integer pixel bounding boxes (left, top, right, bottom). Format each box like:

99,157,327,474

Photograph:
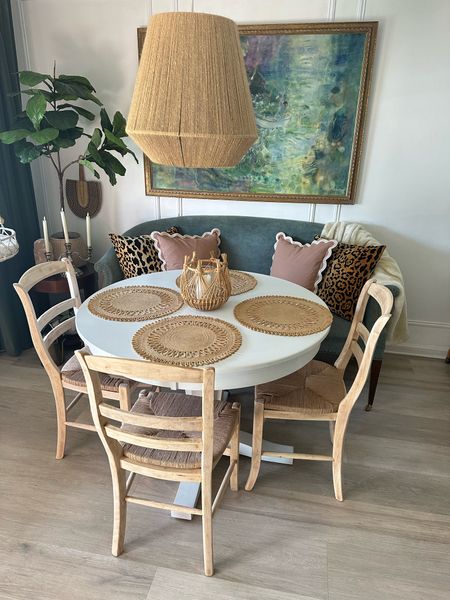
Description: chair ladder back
350,340,364,367
76,351,215,462
43,316,77,349
356,322,370,343
349,322,371,367
13,284,65,380
104,424,203,453
81,354,205,386
99,400,204,453
338,281,394,411
99,403,203,431
334,278,374,372
341,313,392,412
37,298,78,331
14,259,82,381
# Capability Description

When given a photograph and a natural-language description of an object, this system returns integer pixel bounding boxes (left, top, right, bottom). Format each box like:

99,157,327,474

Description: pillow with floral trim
109,226,179,278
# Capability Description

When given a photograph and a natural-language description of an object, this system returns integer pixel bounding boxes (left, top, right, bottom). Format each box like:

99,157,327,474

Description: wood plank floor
0,351,449,599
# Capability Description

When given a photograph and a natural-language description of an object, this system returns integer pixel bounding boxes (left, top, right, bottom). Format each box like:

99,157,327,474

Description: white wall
11,0,450,358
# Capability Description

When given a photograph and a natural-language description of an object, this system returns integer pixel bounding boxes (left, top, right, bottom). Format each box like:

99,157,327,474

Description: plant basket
0,217,19,262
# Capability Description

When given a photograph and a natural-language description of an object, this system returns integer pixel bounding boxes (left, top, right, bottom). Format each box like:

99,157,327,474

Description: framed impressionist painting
137,21,377,204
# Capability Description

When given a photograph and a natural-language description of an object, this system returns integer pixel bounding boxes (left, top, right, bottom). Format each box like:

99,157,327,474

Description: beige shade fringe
234,295,332,336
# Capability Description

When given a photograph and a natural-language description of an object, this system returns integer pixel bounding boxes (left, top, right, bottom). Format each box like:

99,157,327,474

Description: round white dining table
76,270,330,391
76,270,331,519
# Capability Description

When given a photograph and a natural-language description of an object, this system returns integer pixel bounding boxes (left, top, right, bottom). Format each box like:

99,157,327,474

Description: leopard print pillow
109,226,179,279
317,242,385,321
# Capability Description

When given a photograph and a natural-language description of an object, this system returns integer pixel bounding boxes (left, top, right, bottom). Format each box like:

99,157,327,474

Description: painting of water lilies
141,22,377,204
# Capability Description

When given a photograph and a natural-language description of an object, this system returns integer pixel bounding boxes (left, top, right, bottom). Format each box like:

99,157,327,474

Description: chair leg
201,475,214,576
332,417,347,502
53,384,67,460
366,359,382,411
245,398,265,492
111,465,127,556
230,403,240,491
118,382,131,411
332,456,343,502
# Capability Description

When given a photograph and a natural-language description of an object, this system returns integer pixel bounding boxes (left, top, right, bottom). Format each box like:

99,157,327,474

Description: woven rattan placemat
132,315,242,366
88,285,183,322
176,270,257,296
228,270,257,295
234,295,332,336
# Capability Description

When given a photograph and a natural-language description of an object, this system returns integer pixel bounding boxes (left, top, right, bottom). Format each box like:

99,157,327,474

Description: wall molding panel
387,320,450,359
357,0,367,21
327,0,336,22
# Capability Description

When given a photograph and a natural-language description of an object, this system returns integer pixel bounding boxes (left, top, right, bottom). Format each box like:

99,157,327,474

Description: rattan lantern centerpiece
126,12,257,168
180,252,232,311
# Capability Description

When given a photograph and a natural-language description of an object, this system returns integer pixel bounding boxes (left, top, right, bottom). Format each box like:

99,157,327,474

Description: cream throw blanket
321,221,408,343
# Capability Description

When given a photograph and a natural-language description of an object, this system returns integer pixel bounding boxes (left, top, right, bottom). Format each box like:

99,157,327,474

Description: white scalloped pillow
270,232,337,292
151,228,221,271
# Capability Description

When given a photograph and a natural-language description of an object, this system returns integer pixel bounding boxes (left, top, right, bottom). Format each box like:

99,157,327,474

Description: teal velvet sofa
95,215,399,408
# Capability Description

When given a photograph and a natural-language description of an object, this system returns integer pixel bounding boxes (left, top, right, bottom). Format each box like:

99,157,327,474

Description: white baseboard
386,320,450,359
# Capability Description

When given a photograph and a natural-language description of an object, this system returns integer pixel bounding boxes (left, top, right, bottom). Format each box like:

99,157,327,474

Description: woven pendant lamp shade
126,12,257,168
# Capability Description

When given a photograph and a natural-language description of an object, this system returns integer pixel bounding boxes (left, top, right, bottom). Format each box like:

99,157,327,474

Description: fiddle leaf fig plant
0,67,138,210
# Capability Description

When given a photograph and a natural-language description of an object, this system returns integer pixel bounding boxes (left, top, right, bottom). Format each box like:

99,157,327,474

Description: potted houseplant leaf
0,67,138,211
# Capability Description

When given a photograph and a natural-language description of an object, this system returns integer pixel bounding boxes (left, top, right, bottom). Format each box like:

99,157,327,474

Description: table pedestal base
171,482,202,520
170,431,293,520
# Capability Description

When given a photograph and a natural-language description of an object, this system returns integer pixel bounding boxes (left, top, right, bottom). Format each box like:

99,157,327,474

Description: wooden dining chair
245,279,393,501
14,259,138,459
75,350,240,577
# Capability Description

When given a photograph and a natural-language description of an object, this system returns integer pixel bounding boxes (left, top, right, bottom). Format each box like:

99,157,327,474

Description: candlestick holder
70,246,92,263
44,250,52,262
50,232,89,268
60,242,83,276
64,241,72,260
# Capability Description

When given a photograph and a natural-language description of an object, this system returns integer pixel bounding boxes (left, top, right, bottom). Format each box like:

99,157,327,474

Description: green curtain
0,0,40,355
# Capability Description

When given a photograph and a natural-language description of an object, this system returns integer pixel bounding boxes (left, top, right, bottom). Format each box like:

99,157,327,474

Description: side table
33,262,97,298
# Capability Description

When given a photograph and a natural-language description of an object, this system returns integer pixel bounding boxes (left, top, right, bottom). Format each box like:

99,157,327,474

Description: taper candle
86,212,91,248
60,209,70,244
42,217,51,253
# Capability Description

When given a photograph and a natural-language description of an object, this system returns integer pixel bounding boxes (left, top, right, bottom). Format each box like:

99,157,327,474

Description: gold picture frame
137,21,378,204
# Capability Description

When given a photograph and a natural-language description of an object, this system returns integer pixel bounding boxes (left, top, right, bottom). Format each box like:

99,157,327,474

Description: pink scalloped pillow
151,228,221,271
270,232,337,292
